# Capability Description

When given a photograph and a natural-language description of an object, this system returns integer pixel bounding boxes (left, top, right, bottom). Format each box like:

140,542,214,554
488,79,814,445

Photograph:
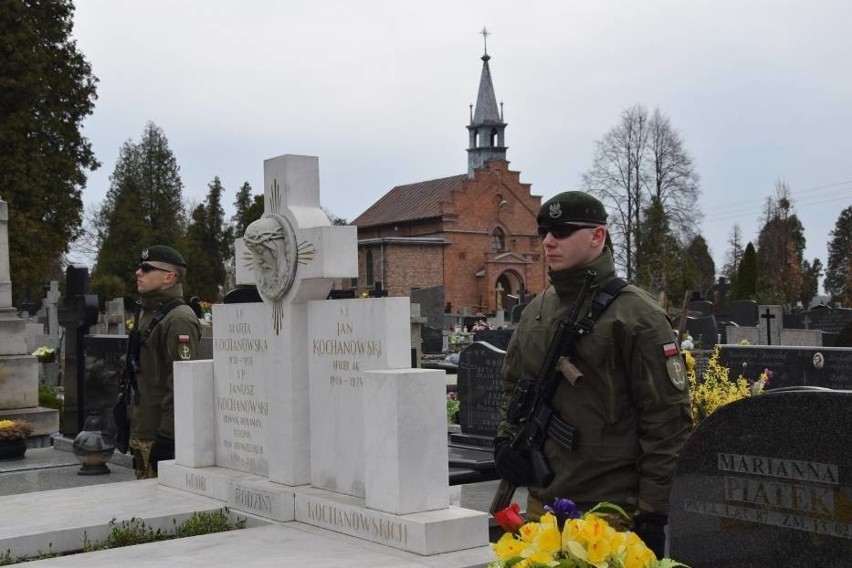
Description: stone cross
42,281,61,335
57,265,99,435
223,154,357,485
714,276,730,308
757,305,783,346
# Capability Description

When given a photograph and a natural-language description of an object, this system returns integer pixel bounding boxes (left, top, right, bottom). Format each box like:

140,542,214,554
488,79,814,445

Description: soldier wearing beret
130,245,201,478
495,192,691,558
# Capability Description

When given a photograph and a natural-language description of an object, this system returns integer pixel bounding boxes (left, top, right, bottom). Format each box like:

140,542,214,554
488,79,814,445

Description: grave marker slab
669,389,852,567
685,315,719,348
758,305,783,346
719,345,852,391
729,299,759,327
308,297,411,497
451,341,505,447
57,265,99,435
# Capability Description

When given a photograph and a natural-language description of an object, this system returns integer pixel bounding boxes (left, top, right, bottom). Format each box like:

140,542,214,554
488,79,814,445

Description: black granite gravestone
223,286,262,303
685,315,719,348
785,307,852,334
57,265,99,436
688,300,714,317
511,302,529,324
669,388,852,567
411,285,445,354
729,300,759,327
450,341,505,448
472,329,514,351
718,345,852,391
84,335,126,434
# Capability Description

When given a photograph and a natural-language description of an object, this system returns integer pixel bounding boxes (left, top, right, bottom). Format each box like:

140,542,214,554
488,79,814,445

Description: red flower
494,502,524,533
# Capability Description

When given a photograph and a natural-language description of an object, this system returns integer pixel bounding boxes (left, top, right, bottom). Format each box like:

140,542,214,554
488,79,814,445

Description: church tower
467,28,507,178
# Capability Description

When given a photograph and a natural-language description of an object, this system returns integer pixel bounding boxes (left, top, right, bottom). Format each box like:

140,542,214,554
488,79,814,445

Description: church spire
467,27,507,178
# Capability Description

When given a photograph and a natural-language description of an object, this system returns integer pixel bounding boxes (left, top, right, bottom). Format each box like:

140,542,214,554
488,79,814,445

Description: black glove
632,512,668,559
151,435,175,472
493,436,535,486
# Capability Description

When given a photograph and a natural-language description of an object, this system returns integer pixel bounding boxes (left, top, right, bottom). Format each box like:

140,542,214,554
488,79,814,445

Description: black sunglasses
139,262,173,274
537,224,597,240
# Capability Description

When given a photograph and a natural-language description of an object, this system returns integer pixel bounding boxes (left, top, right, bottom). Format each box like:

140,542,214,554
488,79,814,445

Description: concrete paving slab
19,523,493,567
0,447,136,496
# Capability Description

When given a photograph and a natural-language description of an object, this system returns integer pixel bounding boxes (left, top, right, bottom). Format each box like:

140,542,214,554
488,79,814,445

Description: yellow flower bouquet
0,419,33,442
490,501,688,568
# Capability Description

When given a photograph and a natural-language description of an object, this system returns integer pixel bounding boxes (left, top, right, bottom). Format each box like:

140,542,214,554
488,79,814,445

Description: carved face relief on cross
243,214,298,301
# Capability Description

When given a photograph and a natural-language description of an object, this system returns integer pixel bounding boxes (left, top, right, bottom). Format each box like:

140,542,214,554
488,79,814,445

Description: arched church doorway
495,271,523,314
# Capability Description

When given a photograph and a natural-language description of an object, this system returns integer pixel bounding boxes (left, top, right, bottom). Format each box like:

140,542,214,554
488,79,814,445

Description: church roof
352,174,467,228
473,54,501,125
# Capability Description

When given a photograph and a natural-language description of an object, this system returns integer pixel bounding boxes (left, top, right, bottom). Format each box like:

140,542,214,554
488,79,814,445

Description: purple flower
447,391,458,400
544,498,581,524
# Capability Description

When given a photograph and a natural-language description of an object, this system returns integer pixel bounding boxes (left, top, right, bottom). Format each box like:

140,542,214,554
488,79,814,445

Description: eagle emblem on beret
549,203,562,219
141,249,149,260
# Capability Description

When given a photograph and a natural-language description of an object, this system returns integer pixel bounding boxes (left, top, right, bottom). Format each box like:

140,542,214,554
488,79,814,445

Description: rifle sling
141,298,186,341
546,277,628,449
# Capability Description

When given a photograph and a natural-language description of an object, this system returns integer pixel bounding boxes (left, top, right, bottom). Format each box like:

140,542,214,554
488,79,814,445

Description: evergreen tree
92,122,185,301
183,176,232,301
232,182,263,238
635,197,670,298
686,235,716,300
824,206,851,306
799,258,823,308
0,0,99,305
734,242,758,300
722,224,745,293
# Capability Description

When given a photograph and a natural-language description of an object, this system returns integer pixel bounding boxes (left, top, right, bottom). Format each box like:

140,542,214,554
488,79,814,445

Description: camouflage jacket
498,250,691,517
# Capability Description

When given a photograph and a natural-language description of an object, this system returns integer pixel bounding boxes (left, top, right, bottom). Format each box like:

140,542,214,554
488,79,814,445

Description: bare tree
647,108,701,242
583,105,701,282
583,105,649,279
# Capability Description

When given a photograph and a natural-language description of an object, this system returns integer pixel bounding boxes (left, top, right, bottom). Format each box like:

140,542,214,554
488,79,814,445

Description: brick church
351,45,546,315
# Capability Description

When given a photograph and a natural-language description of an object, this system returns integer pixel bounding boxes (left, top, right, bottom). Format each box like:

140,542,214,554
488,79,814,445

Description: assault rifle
490,270,596,514
113,300,142,454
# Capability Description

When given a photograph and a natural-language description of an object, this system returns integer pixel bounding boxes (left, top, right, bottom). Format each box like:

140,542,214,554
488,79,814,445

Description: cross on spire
480,26,489,55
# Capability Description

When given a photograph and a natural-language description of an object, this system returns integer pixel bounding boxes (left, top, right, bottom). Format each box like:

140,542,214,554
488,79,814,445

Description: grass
0,508,246,565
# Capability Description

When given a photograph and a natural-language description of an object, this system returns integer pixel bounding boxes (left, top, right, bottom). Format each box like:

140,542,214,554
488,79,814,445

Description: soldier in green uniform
130,245,201,479
495,192,691,557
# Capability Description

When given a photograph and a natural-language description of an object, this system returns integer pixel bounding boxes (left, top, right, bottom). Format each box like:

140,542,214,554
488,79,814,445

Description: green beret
140,245,187,268
537,191,608,226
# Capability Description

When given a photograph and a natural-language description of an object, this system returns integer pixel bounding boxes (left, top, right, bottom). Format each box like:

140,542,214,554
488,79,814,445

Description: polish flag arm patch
662,342,679,357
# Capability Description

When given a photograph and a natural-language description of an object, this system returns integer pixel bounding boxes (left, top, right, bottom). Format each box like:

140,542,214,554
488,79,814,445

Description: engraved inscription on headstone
213,304,270,476
670,389,852,567
308,298,410,497
454,341,505,444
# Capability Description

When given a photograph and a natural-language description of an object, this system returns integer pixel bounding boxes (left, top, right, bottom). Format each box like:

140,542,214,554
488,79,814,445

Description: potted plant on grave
0,419,33,460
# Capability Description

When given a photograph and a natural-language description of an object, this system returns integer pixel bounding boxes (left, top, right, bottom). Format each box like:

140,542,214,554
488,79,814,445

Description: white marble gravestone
160,155,488,556
308,297,411,497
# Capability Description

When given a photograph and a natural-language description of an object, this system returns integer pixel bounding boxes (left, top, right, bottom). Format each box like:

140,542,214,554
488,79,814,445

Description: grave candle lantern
72,411,115,475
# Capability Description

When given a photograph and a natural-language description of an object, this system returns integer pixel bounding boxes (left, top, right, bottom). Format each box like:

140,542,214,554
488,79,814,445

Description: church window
491,228,506,251
490,128,498,147
366,250,374,286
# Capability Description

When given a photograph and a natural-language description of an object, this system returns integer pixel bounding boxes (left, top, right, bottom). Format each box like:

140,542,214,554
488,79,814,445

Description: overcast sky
71,0,852,280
